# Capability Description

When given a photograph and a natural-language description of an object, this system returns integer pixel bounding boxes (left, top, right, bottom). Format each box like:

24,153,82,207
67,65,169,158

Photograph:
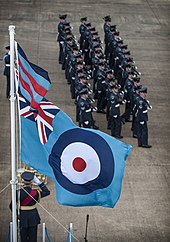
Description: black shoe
141,145,152,148
133,135,138,138
125,119,132,122
112,135,123,139
121,118,125,124
97,110,106,114
93,125,99,130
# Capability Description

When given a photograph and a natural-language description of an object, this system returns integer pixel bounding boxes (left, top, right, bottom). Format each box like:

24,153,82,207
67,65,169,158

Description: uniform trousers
97,94,107,111
121,101,132,121
58,42,64,64
6,74,10,98
20,225,38,242
137,121,148,146
110,116,121,136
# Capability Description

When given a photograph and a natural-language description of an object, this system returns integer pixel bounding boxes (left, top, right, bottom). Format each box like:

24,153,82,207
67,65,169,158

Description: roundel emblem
49,128,114,194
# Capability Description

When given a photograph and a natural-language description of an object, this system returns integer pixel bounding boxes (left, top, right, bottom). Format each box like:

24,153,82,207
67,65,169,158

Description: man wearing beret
10,171,50,242
135,87,152,148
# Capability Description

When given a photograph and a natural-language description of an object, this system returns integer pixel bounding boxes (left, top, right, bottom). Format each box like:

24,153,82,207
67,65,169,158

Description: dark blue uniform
79,23,87,51
57,21,66,65
10,182,50,242
136,96,151,147
109,91,122,138
132,92,141,137
3,52,10,98
78,97,94,128
96,76,108,113
121,77,134,122
103,22,111,59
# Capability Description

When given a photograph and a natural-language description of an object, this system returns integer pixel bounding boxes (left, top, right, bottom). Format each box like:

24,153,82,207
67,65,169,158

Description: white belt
6,64,10,67
143,110,148,113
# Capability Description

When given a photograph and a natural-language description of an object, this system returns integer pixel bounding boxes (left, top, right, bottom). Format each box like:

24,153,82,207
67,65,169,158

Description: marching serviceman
136,87,152,148
10,171,50,242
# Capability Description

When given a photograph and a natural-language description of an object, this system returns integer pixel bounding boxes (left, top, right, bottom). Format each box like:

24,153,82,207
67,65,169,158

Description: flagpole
9,25,17,242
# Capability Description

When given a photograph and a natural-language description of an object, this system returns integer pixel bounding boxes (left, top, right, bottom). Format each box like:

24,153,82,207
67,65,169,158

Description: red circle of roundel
49,128,114,194
73,157,86,172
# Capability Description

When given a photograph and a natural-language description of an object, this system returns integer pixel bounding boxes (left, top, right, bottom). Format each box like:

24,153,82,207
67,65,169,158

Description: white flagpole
9,25,17,242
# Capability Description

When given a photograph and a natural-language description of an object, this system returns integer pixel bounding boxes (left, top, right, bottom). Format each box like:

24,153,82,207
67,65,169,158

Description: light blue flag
19,94,132,208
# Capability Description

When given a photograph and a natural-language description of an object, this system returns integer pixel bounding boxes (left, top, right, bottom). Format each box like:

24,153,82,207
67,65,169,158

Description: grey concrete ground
0,0,170,241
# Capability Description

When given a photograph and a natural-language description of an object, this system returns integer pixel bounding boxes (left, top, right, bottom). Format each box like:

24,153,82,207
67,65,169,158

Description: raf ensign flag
19,94,132,208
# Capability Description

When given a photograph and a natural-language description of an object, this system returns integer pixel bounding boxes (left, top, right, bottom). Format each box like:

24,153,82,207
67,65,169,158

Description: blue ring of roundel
49,128,114,194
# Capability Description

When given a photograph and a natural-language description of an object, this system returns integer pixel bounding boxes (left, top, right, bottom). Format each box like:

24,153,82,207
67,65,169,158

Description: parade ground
0,0,170,241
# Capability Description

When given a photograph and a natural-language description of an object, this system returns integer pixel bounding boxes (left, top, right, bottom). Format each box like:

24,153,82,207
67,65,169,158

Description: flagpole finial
9,25,15,32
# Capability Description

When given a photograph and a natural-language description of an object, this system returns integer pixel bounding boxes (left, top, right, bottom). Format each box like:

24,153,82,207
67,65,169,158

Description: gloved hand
93,107,97,112
32,175,42,185
113,115,118,118
140,121,144,125
84,121,89,125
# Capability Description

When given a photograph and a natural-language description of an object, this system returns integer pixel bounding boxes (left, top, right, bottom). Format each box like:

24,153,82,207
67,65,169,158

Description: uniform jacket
109,92,120,117
3,52,10,76
57,22,65,42
124,78,134,103
10,183,50,228
103,23,111,44
79,23,87,36
97,76,108,96
78,97,93,124
136,96,149,122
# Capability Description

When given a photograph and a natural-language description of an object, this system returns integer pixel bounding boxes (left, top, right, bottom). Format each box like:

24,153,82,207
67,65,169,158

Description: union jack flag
18,94,60,144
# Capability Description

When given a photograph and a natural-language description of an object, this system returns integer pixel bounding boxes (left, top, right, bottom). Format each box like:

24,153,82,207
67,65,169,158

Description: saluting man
10,171,50,242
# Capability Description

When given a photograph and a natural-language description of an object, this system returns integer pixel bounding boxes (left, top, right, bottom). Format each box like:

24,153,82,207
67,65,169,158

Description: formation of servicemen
56,14,152,148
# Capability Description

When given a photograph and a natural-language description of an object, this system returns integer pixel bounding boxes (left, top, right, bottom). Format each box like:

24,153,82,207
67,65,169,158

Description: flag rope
21,186,80,242
0,183,11,194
